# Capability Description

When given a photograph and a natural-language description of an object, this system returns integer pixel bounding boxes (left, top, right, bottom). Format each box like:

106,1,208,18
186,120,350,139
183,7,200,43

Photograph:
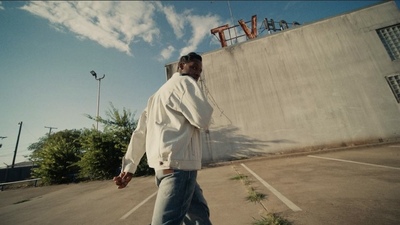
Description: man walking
114,52,213,225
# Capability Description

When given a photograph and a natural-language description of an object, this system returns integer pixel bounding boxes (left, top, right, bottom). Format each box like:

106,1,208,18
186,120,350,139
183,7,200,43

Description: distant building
0,161,35,182
165,1,400,162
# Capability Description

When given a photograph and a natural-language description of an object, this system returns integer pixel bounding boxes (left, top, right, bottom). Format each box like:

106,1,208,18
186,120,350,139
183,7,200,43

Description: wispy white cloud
20,1,222,59
180,14,220,55
158,4,185,39
20,1,160,56
0,2,4,10
155,3,223,58
159,45,176,62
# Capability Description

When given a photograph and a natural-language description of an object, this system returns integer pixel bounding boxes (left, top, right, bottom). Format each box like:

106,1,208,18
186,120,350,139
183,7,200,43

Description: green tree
29,129,82,184
78,129,122,179
28,103,153,185
84,103,153,178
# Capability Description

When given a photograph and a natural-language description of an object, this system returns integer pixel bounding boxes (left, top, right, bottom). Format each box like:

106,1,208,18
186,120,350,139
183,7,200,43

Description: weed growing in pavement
230,174,253,185
246,187,267,203
251,213,292,225
231,166,293,225
230,174,248,181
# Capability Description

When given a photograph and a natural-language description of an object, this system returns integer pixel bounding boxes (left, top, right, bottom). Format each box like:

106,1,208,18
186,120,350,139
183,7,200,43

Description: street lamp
90,70,105,130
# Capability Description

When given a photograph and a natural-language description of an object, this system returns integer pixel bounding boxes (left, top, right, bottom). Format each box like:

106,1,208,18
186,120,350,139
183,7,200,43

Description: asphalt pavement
0,143,399,225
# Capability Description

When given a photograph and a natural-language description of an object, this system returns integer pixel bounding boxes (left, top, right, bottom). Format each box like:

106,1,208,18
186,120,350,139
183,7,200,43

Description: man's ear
178,62,185,71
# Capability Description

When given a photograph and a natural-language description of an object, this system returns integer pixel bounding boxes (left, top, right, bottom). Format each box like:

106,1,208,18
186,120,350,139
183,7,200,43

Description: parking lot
0,143,399,225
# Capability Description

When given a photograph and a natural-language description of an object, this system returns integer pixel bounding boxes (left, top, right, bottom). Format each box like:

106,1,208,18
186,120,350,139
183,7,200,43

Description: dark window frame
377,24,400,61
386,74,400,103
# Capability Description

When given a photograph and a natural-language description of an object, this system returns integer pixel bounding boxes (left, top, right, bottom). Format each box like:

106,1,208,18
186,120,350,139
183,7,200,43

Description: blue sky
0,1,396,167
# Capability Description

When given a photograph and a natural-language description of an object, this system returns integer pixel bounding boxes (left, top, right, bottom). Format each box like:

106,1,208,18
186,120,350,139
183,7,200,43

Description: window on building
377,24,400,61
386,75,400,103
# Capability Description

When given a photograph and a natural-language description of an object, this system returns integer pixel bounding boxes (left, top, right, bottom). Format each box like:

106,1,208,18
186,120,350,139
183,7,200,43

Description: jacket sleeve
121,108,147,175
180,78,213,129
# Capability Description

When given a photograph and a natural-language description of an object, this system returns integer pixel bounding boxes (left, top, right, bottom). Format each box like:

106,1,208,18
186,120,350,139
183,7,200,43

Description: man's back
145,72,213,171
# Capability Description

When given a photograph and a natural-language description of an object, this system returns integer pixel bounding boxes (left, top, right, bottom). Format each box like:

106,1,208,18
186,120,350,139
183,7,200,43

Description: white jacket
122,72,213,174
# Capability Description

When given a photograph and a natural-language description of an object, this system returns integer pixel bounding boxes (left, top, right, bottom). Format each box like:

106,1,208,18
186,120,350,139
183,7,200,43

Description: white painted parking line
119,191,157,220
308,155,400,171
241,163,302,212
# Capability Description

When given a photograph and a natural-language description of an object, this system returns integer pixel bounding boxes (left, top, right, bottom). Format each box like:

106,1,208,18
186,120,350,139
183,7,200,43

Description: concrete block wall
165,1,400,162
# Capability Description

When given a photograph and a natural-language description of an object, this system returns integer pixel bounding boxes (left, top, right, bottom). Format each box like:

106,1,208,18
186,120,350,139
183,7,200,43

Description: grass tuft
230,174,248,181
246,190,266,203
252,213,292,225
231,166,292,224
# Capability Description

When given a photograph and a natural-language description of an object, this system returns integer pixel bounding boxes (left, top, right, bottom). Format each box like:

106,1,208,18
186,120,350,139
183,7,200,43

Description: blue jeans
151,170,212,225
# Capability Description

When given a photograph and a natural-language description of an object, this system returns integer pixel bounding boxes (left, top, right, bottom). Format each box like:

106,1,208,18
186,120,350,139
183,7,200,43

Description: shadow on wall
202,125,297,163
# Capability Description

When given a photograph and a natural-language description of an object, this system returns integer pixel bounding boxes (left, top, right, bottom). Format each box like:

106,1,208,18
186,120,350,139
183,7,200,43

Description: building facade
165,1,400,162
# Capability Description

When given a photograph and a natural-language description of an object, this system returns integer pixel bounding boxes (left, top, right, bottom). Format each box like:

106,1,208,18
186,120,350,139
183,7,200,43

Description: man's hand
113,172,133,189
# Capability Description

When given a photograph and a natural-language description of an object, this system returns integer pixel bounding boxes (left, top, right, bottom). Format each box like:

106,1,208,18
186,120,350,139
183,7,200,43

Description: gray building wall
165,1,400,162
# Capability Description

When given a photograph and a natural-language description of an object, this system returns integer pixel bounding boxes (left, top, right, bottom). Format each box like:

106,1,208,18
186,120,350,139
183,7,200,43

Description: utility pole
45,126,57,137
90,70,105,131
12,121,22,168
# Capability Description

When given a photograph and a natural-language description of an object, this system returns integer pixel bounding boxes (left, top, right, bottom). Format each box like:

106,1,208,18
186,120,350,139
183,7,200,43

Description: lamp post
90,70,105,130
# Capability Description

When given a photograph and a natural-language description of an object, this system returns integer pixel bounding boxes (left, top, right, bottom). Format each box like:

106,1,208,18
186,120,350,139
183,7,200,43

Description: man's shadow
202,125,297,164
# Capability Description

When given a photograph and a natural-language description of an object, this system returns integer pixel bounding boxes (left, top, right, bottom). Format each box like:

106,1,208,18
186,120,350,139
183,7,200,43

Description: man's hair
178,52,202,64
